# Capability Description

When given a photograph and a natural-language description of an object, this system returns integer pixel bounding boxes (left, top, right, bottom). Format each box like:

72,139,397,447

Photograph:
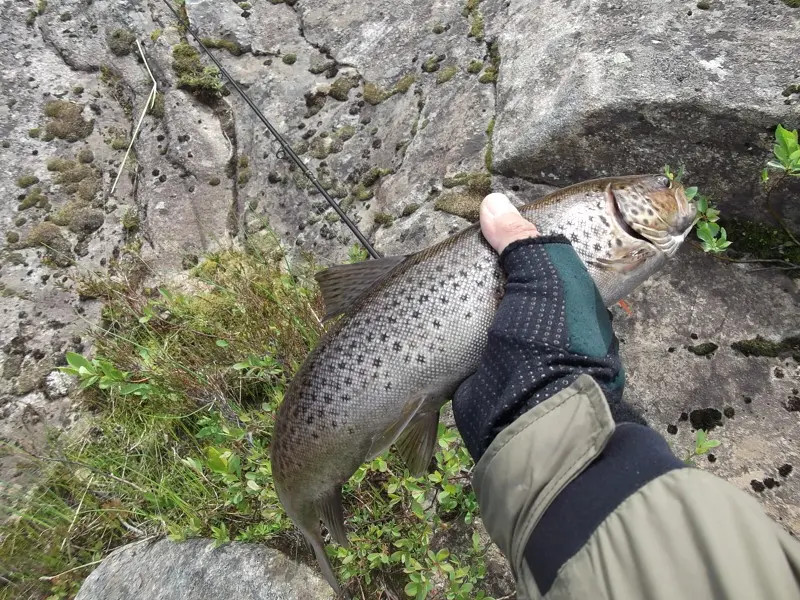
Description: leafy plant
761,124,800,249
664,165,730,253
347,243,369,264
683,429,721,465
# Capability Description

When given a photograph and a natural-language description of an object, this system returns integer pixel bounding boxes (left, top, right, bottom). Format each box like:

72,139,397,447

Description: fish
270,174,696,592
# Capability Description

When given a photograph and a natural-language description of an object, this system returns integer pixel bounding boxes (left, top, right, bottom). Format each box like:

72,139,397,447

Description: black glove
453,235,645,462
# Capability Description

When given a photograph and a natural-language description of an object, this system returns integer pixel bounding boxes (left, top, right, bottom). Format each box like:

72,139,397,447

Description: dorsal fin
315,255,407,321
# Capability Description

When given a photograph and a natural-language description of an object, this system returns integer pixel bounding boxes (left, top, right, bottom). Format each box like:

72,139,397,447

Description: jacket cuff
472,374,615,596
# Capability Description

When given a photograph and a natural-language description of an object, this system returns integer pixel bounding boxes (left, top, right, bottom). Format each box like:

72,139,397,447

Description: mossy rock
334,125,356,141
436,65,458,84
282,53,297,65
720,217,800,265
373,212,394,227
107,28,137,56
172,42,225,100
200,38,243,56
443,171,491,196
24,222,73,267
731,335,800,358
361,167,392,187
19,187,49,211
28,127,41,138
422,55,443,73
5,231,20,244
77,148,94,164
468,60,484,74
17,175,39,188
309,137,333,160
148,92,166,119
329,77,358,101
67,208,105,236
434,191,483,222
43,101,94,142
401,203,419,217
363,74,416,105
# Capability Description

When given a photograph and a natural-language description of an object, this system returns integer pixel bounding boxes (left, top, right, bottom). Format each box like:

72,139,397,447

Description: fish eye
656,176,671,188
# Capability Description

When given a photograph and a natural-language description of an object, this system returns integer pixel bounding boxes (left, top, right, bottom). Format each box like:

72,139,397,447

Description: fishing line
160,0,382,260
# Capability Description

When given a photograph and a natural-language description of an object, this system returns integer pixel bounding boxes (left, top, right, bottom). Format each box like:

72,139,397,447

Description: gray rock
491,0,800,224
75,538,335,600
44,370,74,399
614,246,800,534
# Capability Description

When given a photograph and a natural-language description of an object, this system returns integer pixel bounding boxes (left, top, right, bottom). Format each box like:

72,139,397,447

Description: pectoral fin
317,486,349,547
365,394,425,461
395,411,440,477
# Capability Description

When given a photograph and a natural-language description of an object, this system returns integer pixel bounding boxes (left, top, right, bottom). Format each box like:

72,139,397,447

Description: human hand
479,193,539,254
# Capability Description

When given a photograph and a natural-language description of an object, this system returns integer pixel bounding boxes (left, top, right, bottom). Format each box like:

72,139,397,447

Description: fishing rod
160,0,382,260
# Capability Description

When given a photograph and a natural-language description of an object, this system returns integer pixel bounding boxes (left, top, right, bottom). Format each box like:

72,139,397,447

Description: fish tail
302,525,342,595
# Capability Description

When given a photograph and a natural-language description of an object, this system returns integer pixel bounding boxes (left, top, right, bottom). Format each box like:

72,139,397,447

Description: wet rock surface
74,538,336,600
0,0,798,593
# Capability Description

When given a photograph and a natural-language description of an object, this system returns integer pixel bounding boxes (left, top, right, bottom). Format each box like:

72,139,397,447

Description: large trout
271,174,696,592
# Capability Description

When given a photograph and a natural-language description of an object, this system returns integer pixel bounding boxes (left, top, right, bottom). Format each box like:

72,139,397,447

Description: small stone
723,406,735,418
44,370,74,399
689,408,723,431
763,477,779,489
750,479,765,493
696,0,710,8
707,453,716,463
679,412,689,421
687,342,718,356
778,464,793,478
666,424,678,435
2,355,24,379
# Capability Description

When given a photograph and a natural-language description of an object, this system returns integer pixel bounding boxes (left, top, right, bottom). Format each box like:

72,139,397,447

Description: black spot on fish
647,208,654,216
307,415,314,424
599,216,610,227
569,233,578,242
357,355,364,364
342,394,351,402
594,242,601,251
388,316,397,323
607,240,612,247
348,427,354,435
466,311,473,319
441,297,449,304
631,208,639,215
391,299,400,307
461,294,468,301
344,377,352,386
433,320,441,328
380,333,388,342
616,238,623,247
404,354,411,363
338,361,346,369
419,294,429,303
331,420,337,429
373,358,382,367
324,395,333,405
477,281,484,288
385,382,392,390
417,355,426,364
393,341,401,351
436,264,444,272
412,310,420,318
312,432,319,439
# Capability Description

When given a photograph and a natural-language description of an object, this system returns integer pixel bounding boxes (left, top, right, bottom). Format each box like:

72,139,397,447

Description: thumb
480,193,539,254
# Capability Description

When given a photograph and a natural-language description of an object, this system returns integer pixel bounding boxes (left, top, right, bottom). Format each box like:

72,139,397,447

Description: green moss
363,81,388,105
393,74,416,93
122,209,140,232
282,53,297,65
361,167,392,187
351,183,374,202
14,216,27,226
479,41,501,84
402,203,420,217
200,38,243,56
19,188,48,211
308,60,335,75
72,85,84,95
77,148,94,164
325,211,340,224
111,136,130,151
436,65,458,84
292,140,309,155
720,217,800,264
238,169,252,186
782,84,800,96
47,157,76,172
16,175,40,188
27,128,40,139
43,100,94,142
24,222,73,266
172,42,225,100
238,155,250,169
329,76,358,101
309,137,333,160
209,176,221,186
334,125,356,141
26,222,62,246
239,2,252,8
6,231,20,244
479,67,497,84
59,11,72,21
432,23,445,34
443,171,491,196
150,28,163,42
107,28,137,56
731,335,800,358
687,342,718,356
467,60,483,74
435,191,482,222
422,55,442,73
485,117,495,171
374,212,395,227
782,0,800,7
468,10,485,40
148,92,165,118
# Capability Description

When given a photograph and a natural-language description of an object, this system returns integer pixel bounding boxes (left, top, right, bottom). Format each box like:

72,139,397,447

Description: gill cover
612,175,697,256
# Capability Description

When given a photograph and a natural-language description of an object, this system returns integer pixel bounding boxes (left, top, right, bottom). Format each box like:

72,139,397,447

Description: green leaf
227,454,241,476
206,447,227,474
404,582,418,597
705,207,720,223
695,195,709,214
436,548,450,561
216,339,229,347
684,186,698,200
66,351,93,371
776,124,799,154
761,168,769,183
696,222,715,245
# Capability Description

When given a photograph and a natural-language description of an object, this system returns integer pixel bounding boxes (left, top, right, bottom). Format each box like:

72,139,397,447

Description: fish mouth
606,187,689,258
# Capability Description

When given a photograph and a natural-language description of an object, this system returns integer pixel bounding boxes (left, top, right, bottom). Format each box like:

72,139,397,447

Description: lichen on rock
43,101,94,142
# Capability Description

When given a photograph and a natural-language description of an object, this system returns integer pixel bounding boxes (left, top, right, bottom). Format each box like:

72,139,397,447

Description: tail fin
303,526,342,595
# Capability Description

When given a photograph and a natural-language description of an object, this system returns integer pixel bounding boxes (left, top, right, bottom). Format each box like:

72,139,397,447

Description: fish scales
270,174,696,593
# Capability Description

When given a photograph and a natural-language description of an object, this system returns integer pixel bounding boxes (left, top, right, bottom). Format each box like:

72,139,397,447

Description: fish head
608,175,697,257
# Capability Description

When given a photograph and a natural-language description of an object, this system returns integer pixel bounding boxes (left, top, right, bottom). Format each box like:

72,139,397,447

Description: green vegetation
329,76,358,101
122,209,140,232
0,240,496,599
467,60,483,74
363,74,416,105
282,53,297,65
238,155,251,186
28,127,40,138
432,23,445,34
347,244,369,263
107,28,137,56
484,118,495,172
43,100,94,142
200,38,243,56
18,187,48,211
437,65,458,84
436,172,492,221
373,211,395,227
478,42,501,84
683,430,720,465
782,0,800,6
172,42,225,101
731,335,800,359
16,174,39,188
464,0,484,41
25,0,46,26
402,203,420,217
148,92,166,119
761,124,800,256
422,55,443,73
151,28,163,42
